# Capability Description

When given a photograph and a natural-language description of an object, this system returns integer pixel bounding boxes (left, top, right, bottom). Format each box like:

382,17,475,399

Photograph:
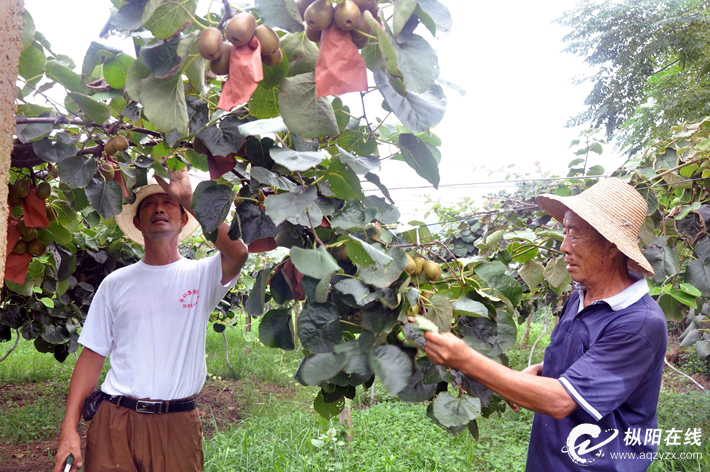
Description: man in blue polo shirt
425,178,667,471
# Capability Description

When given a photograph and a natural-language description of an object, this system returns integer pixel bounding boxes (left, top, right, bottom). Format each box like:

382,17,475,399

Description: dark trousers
85,400,203,471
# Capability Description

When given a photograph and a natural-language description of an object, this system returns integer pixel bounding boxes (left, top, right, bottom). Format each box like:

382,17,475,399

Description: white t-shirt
78,254,235,400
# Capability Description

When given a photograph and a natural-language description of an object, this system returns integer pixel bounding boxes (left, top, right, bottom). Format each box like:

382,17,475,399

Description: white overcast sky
23,0,621,222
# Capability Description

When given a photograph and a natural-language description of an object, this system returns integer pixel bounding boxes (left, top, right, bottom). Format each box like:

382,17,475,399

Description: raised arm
55,347,106,472
155,168,248,285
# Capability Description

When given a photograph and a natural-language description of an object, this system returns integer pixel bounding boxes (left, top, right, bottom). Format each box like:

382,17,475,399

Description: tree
557,0,710,154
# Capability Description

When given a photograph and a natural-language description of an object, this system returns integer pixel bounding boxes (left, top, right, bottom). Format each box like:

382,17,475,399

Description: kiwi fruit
20,228,36,242
337,244,349,261
28,239,46,257
104,138,117,156
408,304,420,315
198,27,223,60
351,12,371,48
8,184,21,204
226,13,257,47
423,261,442,281
15,179,30,199
100,161,117,181
262,48,283,67
413,257,425,275
296,0,317,19
193,137,209,155
304,0,334,32
113,135,129,152
405,254,416,275
255,25,280,56
305,26,322,42
12,240,27,255
46,205,58,222
334,0,361,31
17,218,32,236
36,181,51,199
210,42,233,75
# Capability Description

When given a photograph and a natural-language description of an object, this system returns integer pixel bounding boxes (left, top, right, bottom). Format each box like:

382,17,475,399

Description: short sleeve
77,283,113,357
200,253,237,311
558,330,656,421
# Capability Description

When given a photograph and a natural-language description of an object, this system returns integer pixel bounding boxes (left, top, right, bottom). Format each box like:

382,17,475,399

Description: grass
1,313,709,471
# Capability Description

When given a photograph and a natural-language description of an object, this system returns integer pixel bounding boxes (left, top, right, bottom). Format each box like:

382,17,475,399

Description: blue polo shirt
526,278,667,471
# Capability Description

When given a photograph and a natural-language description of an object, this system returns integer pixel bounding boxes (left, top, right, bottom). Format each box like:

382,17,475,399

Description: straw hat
535,177,654,277
115,180,200,245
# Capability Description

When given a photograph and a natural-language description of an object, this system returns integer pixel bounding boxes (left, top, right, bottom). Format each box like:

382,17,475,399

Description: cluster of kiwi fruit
297,0,378,47
8,179,54,258
198,13,283,75
100,135,129,181
405,254,442,281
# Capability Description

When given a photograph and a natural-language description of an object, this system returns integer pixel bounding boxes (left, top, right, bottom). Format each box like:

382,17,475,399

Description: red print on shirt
179,288,200,309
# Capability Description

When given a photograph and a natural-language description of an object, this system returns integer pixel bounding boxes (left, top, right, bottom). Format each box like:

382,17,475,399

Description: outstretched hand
154,168,193,210
423,331,473,371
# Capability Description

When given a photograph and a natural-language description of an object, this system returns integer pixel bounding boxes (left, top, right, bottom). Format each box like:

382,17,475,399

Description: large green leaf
488,274,523,306
369,345,413,396
251,167,297,191
279,73,339,138
68,93,111,125
543,256,569,288
358,247,409,288
264,185,318,226
318,158,365,199
452,299,488,318
299,302,343,353
363,196,400,225
58,156,97,188
18,41,45,85
331,200,371,231
373,69,446,133
280,32,319,75
249,84,281,119
82,41,122,82
139,73,189,135
143,0,198,39
338,146,380,175
344,234,392,267
290,246,341,279
193,182,235,233
184,42,206,95
474,261,506,282
21,10,35,51
256,0,304,32
269,147,325,171
393,34,439,94
427,393,480,433
393,0,418,36
399,133,440,188
246,269,269,316
426,294,453,333
645,241,680,284
45,60,89,94
364,10,399,77
197,115,246,157
518,261,545,289
32,133,78,163
313,390,345,419
103,53,135,89
125,58,152,102
685,258,710,297
301,353,346,385
334,335,374,376
398,370,437,403
140,34,196,79
85,178,123,219
416,0,452,36
239,117,288,136
657,293,687,322
259,308,295,350
333,279,378,308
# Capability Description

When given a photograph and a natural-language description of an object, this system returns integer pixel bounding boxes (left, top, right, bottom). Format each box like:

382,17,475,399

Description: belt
102,393,197,414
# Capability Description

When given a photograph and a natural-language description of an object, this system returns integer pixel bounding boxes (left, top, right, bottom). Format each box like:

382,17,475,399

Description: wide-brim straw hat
535,177,654,277
115,180,200,246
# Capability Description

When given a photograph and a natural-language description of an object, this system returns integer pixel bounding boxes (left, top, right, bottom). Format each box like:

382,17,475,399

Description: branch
297,171,325,247
664,357,707,392
0,330,21,363
217,0,234,29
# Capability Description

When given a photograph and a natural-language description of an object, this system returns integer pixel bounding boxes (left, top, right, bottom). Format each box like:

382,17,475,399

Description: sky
22,0,622,222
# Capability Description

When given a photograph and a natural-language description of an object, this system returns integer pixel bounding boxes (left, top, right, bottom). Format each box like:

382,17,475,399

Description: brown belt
102,393,197,414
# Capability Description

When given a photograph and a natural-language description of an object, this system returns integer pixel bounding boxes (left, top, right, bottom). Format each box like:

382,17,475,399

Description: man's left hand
424,331,474,371
154,168,193,210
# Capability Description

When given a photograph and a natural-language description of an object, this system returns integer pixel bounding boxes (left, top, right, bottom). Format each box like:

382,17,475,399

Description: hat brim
536,193,654,277
115,184,200,246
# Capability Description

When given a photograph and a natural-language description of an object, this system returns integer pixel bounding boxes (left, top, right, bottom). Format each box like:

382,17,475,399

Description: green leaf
331,200,369,231
398,369,437,403
280,32,319,75
193,182,235,233
543,256,569,288
344,234,392,267
32,133,78,163
45,222,73,246
246,269,269,316
85,178,123,219
668,288,697,309
358,247,409,288
140,34,196,79
290,246,341,279
103,53,135,89
364,196,400,225
474,261,505,282
39,297,54,308
373,69,446,133
398,133,440,188
679,282,702,297
125,58,152,102
45,60,89,94
249,84,281,119
184,42,206,95
369,345,413,396
333,279,379,308
82,41,123,82
67,93,111,125
426,294,453,333
197,115,246,157
452,299,489,318
250,166,297,191
657,294,687,322
239,117,288,136
259,308,295,350
364,173,395,204
256,0,304,32
143,0,198,39
588,143,603,155
393,34,439,94
21,10,35,51
299,302,343,353
684,259,710,297
508,241,538,263
364,11,399,77
645,243,680,285
518,261,545,289
313,390,345,419
18,41,46,85
488,274,523,306
58,156,97,188
416,0,452,36
264,185,318,226
301,352,347,385
279,72,339,138
269,147,325,171
427,393,480,433
139,73,189,135
319,158,365,200
587,164,605,175
338,146,380,175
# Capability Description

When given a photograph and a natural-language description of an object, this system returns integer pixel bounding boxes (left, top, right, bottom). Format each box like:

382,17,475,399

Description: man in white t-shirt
54,168,248,472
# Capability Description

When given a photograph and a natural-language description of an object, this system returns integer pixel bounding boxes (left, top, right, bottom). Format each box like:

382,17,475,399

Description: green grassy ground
1,313,709,471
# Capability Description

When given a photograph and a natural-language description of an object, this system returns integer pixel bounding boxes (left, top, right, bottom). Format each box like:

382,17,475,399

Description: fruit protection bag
315,24,367,97
4,218,32,284
21,188,50,228
217,43,264,111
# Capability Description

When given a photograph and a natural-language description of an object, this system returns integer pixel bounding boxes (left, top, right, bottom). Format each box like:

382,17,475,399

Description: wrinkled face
560,210,617,286
133,193,187,240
